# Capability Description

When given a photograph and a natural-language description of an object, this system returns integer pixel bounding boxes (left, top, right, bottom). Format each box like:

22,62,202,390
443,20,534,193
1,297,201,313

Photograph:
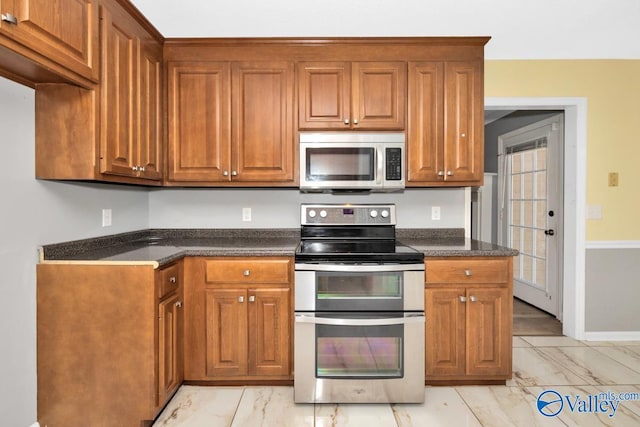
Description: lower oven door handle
294,263,425,272
295,314,424,326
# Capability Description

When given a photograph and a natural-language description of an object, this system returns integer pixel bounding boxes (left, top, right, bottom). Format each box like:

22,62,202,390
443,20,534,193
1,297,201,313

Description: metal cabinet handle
238,296,244,303
459,296,467,303
1,13,18,24
447,171,453,176
344,119,350,125
353,119,359,125
223,170,229,176
139,166,146,172
243,269,250,276
132,166,139,172
249,295,255,302
464,269,472,277
469,295,477,303
437,171,444,177
175,301,182,308
169,276,176,283
231,171,238,176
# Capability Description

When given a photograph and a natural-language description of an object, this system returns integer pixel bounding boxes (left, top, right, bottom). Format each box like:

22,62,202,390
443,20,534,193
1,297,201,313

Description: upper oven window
306,147,375,181
315,271,403,311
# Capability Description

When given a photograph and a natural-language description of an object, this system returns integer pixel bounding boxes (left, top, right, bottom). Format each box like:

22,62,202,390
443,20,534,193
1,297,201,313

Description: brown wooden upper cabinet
298,61,406,130
167,61,295,185
407,61,484,186
0,0,98,82
35,0,163,184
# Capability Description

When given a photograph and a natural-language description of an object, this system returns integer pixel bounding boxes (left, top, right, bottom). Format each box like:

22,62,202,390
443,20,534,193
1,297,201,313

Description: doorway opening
484,98,588,340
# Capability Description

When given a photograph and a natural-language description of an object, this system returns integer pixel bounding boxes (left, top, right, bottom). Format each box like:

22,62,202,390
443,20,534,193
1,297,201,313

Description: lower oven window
316,317,403,379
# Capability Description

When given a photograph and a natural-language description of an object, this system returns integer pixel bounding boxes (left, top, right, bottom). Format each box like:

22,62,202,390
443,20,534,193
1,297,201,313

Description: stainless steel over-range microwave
299,132,405,192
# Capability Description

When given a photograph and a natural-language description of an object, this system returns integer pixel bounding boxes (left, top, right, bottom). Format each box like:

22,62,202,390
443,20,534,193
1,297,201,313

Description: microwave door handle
295,314,424,326
376,146,384,185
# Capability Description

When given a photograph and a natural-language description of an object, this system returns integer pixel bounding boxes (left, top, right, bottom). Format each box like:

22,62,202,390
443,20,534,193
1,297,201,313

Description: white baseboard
583,331,640,341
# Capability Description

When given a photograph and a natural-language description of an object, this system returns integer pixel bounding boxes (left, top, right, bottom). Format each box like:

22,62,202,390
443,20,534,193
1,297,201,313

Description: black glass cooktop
295,239,424,263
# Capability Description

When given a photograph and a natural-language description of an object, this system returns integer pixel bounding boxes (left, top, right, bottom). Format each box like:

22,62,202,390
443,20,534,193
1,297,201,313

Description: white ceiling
130,0,640,60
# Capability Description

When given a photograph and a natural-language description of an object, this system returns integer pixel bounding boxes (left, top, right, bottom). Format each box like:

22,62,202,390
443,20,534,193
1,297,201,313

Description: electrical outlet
102,208,112,227
608,172,619,187
242,207,252,222
431,206,441,221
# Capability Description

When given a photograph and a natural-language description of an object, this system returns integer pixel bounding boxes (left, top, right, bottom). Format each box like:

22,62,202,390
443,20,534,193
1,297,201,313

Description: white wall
0,77,150,427
149,188,466,229
130,0,640,60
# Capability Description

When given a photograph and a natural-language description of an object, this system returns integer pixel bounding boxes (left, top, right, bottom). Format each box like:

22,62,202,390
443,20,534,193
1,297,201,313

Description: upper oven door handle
295,313,424,326
294,263,425,272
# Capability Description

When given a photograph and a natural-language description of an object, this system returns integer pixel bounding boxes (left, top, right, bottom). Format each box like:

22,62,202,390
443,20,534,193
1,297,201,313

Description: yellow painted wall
485,60,640,241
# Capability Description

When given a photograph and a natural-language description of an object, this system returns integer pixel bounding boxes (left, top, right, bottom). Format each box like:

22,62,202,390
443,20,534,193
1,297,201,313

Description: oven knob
308,210,317,218
381,210,389,218
320,210,328,218
370,210,378,218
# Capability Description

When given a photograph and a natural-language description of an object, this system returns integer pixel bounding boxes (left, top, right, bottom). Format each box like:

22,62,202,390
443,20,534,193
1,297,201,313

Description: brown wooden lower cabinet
37,261,183,427
184,257,293,382
425,257,513,384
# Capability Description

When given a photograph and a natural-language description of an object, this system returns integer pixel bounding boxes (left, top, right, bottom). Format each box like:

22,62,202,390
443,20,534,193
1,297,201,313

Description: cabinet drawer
158,263,180,298
426,259,509,284
205,258,290,284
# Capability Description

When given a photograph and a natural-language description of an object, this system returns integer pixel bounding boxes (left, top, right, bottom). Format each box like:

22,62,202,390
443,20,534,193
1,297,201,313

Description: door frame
485,97,587,340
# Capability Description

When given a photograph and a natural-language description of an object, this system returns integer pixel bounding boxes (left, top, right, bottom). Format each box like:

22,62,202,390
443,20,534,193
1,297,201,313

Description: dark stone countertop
40,228,517,268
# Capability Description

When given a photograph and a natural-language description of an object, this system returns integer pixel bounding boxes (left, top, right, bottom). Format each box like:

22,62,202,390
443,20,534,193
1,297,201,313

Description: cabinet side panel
37,264,156,426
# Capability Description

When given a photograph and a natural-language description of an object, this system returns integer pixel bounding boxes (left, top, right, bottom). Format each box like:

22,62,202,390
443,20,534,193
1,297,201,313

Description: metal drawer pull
175,301,182,308
249,295,255,302
464,269,472,277
243,269,250,276
295,314,424,326
437,171,444,176
2,13,18,24
169,276,176,283
459,296,467,303
223,170,229,176
469,295,477,302
447,171,453,176
238,296,244,303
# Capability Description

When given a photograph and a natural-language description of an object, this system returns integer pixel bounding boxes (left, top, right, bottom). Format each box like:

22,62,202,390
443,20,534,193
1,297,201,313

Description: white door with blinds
498,115,564,318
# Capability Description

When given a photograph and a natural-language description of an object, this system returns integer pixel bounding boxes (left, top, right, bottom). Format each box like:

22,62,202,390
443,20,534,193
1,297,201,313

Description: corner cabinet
297,61,406,130
34,0,163,185
0,0,98,84
407,61,484,186
424,257,513,384
183,257,293,381
37,261,184,427
167,61,295,185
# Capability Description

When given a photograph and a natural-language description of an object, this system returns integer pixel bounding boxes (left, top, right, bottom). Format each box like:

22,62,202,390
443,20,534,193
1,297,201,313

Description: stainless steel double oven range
294,204,425,403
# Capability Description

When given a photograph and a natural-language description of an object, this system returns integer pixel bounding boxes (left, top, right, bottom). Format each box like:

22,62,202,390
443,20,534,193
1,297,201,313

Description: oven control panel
301,204,396,225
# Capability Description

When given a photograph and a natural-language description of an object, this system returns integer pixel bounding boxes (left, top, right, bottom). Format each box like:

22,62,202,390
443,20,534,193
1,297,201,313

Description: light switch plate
242,207,252,222
102,208,112,227
431,206,441,221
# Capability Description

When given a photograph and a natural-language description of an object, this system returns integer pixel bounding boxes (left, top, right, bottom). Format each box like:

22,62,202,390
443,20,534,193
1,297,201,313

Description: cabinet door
248,287,290,377
99,5,138,177
297,61,351,130
1,0,98,80
205,289,248,376
443,61,483,183
137,41,162,180
407,62,444,182
158,292,183,405
465,287,511,376
352,62,406,130
425,287,466,376
167,62,231,182
231,61,295,182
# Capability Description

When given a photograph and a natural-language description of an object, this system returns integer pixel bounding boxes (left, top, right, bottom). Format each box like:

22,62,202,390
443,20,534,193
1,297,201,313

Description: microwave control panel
385,148,403,181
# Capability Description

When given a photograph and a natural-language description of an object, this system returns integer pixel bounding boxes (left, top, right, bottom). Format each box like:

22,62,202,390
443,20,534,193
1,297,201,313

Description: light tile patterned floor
154,336,640,427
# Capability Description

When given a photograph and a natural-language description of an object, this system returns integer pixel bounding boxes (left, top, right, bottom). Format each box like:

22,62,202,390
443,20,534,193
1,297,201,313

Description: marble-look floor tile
315,402,398,427
392,387,481,427
231,387,314,427
513,336,532,348
584,341,640,347
456,386,565,426
528,385,640,426
153,386,243,427
539,347,640,385
512,347,592,386
521,336,586,347
592,346,640,376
